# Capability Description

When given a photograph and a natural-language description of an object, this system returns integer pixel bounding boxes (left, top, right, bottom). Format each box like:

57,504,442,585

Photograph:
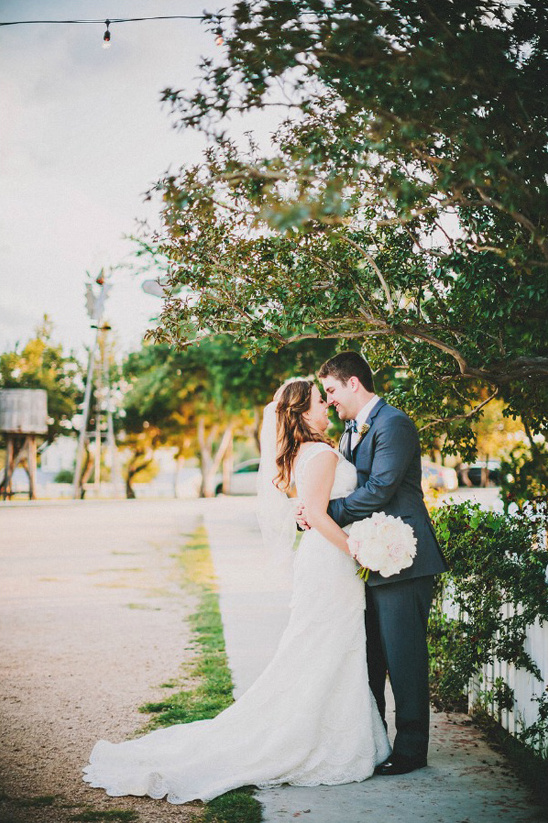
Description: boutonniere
358,422,370,437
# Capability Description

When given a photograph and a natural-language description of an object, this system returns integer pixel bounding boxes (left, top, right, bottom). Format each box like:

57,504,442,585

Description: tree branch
475,188,548,260
341,236,394,314
419,390,498,431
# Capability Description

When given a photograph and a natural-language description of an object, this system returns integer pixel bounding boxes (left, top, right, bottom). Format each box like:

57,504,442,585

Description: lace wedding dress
83,443,390,804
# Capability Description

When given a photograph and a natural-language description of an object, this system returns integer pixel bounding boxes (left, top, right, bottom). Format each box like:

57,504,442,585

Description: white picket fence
466,609,548,749
437,492,548,752
442,595,548,751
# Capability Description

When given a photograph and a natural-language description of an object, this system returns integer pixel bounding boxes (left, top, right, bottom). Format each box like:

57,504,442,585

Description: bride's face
303,385,330,434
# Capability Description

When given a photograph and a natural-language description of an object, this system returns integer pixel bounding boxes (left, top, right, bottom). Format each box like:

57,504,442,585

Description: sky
0,0,278,359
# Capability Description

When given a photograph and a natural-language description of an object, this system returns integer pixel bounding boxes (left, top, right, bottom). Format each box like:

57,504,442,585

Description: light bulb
103,20,111,49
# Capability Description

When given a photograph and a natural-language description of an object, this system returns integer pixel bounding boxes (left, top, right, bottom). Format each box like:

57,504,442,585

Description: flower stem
356,566,370,581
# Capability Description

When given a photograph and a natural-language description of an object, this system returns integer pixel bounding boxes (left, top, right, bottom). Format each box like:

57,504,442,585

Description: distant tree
0,316,82,444
121,336,339,496
121,344,183,498
500,440,548,512
148,0,548,465
119,428,161,499
472,397,524,463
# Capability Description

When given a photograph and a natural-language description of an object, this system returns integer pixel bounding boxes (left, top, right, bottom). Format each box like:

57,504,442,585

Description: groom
299,351,448,775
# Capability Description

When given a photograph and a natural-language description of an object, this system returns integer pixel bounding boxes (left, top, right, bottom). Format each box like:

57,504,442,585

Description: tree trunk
173,453,183,499
79,444,94,499
480,454,490,488
429,436,443,465
197,418,234,497
222,435,234,494
197,418,216,497
252,407,261,453
125,451,152,499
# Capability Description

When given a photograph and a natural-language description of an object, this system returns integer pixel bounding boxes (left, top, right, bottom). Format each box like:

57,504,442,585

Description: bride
83,378,390,804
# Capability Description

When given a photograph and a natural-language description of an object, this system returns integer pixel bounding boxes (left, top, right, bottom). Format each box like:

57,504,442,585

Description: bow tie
345,420,358,433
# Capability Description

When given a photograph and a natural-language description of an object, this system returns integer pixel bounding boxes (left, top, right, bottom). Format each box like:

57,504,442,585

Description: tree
121,343,191,498
147,0,548,461
121,336,339,497
0,317,82,443
119,429,161,500
499,437,548,512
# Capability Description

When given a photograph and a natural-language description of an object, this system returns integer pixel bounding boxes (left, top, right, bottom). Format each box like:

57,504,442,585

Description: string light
0,14,231,52
0,15,225,27
0,11,319,48
0,14,228,50
102,20,111,49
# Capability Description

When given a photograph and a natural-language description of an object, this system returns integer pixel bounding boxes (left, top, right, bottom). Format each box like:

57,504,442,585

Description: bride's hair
274,379,331,492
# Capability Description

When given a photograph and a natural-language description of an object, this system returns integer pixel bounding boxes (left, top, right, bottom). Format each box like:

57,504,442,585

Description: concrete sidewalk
203,497,546,823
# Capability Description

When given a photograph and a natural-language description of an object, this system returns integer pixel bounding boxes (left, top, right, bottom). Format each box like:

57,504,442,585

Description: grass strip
139,524,263,823
70,812,139,822
15,795,59,808
204,786,262,823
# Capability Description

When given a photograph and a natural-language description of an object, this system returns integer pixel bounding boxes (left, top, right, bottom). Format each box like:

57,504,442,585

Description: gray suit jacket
327,399,449,586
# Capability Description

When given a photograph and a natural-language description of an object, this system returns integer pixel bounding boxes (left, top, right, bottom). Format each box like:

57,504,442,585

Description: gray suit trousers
365,575,434,761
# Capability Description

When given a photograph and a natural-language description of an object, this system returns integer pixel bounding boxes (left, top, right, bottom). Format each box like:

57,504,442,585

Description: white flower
348,512,417,579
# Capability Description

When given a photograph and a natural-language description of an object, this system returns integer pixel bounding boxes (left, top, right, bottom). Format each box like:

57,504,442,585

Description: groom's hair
318,351,375,392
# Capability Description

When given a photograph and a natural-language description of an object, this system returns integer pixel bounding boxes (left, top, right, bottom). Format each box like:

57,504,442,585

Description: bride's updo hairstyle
274,378,330,492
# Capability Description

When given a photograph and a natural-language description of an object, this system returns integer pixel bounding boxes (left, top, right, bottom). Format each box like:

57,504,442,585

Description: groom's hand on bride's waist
295,503,311,531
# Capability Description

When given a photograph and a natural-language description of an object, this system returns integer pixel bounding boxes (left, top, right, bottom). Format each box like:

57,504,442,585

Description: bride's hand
295,502,311,531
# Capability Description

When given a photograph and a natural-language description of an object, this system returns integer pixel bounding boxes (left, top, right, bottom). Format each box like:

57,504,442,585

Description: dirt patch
0,500,207,823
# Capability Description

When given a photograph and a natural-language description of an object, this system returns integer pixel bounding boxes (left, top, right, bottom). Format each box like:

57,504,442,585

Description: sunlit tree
0,316,83,444
146,0,548,465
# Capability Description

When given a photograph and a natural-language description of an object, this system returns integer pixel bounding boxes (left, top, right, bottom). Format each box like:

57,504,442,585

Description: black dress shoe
374,755,427,776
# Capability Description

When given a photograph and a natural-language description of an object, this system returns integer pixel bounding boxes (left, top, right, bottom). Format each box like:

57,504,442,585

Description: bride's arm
299,451,352,557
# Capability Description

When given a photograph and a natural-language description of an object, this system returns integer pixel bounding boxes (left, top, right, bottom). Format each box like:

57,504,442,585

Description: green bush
500,442,548,514
54,468,74,483
429,501,548,718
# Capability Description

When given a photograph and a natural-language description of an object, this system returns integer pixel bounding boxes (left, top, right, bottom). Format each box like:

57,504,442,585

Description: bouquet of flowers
348,511,417,581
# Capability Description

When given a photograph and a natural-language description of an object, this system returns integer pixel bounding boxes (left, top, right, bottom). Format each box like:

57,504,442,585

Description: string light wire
1,6,521,28
0,15,223,27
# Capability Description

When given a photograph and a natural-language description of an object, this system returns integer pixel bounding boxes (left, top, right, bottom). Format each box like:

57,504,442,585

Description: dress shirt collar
355,394,380,429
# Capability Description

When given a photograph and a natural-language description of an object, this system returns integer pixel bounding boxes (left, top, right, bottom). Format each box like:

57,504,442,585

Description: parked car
216,457,459,496
215,458,260,496
458,461,501,487
421,459,459,492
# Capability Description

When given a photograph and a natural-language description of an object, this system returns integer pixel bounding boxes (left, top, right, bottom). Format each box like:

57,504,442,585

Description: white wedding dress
83,443,390,804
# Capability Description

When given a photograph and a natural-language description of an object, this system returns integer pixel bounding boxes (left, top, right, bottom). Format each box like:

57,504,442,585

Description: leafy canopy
145,0,548,454
122,335,341,443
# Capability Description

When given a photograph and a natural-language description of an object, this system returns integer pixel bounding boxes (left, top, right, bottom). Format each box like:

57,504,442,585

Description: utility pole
72,270,122,499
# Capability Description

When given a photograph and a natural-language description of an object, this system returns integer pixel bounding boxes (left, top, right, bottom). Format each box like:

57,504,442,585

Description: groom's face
320,375,360,420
